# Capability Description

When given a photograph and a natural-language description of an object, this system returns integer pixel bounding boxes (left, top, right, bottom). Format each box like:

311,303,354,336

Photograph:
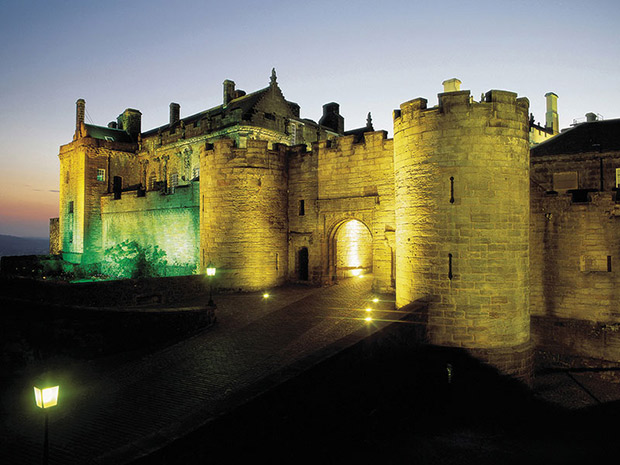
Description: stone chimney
442,78,462,93
586,112,598,122
223,80,236,106
117,108,142,141
76,98,85,132
319,102,344,134
170,102,180,125
545,92,559,134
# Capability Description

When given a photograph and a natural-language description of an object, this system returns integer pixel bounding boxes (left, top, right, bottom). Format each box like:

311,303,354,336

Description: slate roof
141,85,301,137
531,119,620,157
84,124,134,143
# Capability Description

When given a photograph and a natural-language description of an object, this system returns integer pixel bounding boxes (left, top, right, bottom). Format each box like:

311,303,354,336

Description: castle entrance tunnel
333,219,373,278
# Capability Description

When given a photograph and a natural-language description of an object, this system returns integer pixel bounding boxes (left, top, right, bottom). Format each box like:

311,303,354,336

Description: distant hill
0,235,49,257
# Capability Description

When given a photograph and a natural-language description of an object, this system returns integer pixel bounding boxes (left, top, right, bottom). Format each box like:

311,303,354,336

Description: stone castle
51,70,620,380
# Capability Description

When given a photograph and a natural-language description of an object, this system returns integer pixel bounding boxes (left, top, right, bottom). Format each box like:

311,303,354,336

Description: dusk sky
1,0,619,238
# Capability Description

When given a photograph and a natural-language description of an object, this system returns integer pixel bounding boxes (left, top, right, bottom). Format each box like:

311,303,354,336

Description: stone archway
328,219,373,281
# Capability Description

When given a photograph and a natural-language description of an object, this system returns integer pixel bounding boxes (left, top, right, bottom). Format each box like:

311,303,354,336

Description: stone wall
49,218,60,254
530,187,620,361
531,151,620,192
287,145,321,282
393,89,531,379
530,146,620,362
58,137,137,264
200,139,288,291
316,131,395,292
101,183,200,275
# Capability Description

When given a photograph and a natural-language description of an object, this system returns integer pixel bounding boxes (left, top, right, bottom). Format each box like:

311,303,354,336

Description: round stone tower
200,138,288,291
393,83,531,381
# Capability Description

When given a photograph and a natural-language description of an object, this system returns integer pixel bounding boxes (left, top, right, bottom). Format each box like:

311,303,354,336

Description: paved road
0,276,402,464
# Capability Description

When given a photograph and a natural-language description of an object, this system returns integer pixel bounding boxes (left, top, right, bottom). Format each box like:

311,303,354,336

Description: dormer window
264,112,276,121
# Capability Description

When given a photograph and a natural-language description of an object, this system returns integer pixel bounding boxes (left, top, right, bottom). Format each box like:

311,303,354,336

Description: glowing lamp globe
34,385,59,409
206,263,216,277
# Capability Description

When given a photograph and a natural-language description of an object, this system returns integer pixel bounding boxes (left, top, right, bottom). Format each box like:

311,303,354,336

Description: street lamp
34,383,59,465
206,262,216,307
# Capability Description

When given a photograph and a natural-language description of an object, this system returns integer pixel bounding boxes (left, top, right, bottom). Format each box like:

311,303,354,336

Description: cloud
29,188,60,193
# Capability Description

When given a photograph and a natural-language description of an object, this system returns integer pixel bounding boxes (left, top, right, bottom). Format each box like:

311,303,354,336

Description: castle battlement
52,75,553,382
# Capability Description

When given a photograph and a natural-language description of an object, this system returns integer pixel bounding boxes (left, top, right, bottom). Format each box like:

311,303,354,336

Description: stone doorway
329,219,373,281
298,247,309,281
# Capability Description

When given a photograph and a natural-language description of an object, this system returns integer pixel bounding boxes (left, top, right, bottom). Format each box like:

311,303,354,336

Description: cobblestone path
0,276,401,464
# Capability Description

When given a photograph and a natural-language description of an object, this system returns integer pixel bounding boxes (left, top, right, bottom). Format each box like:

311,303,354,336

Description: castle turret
393,81,532,381
200,139,288,291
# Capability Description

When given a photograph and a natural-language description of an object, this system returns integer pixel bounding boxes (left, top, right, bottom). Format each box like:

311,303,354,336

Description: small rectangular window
193,167,200,180
616,168,620,188
299,199,305,216
275,253,279,270
68,231,73,244
171,173,179,187
97,169,106,182
68,201,74,214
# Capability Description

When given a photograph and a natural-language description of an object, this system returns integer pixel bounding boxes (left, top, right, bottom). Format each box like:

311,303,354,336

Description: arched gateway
328,219,373,280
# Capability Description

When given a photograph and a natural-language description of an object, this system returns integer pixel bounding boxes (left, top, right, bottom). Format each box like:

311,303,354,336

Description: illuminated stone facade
53,71,620,378
394,87,531,378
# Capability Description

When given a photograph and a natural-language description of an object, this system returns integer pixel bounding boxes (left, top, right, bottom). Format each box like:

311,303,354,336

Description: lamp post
206,262,216,307
34,383,59,465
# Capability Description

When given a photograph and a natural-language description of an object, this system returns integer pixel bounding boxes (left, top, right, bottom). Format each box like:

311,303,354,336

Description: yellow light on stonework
365,307,372,312
34,385,59,409
365,316,372,322
351,268,362,277
372,298,379,303
263,293,270,299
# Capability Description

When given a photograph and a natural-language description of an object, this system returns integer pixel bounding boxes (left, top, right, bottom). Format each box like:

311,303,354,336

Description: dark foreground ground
2,275,619,465
134,341,620,465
